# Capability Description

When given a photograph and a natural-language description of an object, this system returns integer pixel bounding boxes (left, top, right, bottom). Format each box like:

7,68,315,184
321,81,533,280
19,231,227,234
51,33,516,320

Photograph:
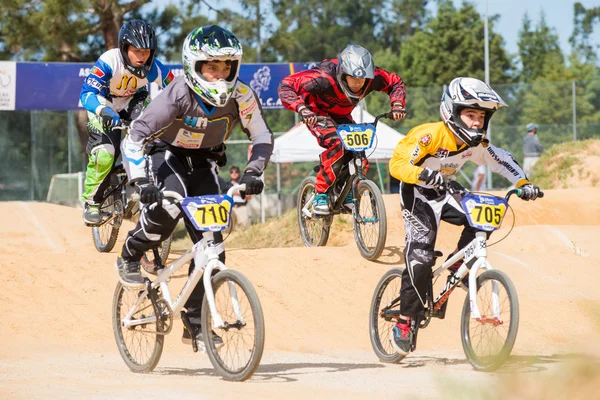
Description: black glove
297,104,317,125
519,184,541,201
99,106,121,128
390,102,406,121
418,168,444,188
209,143,227,168
134,178,162,205
240,170,264,195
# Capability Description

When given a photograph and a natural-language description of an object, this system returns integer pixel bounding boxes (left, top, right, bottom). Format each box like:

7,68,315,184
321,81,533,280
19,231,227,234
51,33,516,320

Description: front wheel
297,176,331,247
369,268,407,363
353,180,387,260
112,283,164,373
92,192,123,253
461,269,519,371
201,269,265,381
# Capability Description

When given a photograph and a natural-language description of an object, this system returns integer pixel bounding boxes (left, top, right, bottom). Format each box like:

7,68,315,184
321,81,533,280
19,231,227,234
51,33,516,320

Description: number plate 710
181,195,234,232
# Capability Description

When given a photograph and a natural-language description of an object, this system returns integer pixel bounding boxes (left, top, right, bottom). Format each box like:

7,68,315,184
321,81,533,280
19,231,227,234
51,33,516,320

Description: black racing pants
399,183,484,317
121,148,223,327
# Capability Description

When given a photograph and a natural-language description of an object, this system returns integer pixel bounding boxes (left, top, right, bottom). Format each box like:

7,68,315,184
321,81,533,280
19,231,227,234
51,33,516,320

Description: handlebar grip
538,191,544,198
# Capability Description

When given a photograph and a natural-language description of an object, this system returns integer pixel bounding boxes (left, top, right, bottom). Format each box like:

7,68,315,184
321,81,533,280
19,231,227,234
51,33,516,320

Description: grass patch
171,207,354,250
529,139,600,189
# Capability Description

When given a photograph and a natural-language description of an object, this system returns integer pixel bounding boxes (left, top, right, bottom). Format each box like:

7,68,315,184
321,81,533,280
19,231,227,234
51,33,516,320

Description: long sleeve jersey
390,121,530,189
278,59,406,119
122,75,273,181
522,133,544,157
80,48,173,114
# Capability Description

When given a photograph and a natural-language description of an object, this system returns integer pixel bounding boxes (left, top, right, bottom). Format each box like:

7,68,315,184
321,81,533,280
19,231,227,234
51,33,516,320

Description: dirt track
2,189,600,399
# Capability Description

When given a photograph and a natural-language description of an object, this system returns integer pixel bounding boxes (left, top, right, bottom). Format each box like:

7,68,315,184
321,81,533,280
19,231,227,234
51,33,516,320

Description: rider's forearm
121,135,147,181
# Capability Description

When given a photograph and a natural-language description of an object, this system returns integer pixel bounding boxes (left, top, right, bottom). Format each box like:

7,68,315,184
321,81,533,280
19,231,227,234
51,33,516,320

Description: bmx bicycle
112,184,265,381
369,182,543,371
297,113,391,260
86,126,171,273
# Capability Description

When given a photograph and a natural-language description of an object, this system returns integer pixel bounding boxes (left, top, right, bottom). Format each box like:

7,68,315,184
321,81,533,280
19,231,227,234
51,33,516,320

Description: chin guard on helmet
440,77,507,147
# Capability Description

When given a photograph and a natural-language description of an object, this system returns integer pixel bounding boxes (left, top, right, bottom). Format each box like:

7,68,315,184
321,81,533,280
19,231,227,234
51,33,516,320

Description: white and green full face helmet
182,25,243,107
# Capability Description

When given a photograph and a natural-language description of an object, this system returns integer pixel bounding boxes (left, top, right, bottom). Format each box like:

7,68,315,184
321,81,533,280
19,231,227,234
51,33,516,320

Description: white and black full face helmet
440,77,507,147
182,25,243,107
337,44,375,104
118,20,157,79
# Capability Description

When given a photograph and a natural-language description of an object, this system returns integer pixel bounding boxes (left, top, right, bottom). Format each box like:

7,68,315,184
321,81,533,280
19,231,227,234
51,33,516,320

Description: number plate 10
337,123,376,152
182,195,234,232
461,193,508,232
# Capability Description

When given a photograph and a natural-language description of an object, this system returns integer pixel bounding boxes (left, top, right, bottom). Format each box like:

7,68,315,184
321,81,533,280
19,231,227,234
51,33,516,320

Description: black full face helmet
118,20,157,79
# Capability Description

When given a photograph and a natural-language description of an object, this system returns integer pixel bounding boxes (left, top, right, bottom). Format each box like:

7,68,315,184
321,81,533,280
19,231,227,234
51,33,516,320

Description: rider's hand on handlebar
390,102,406,121
240,170,264,196
99,106,121,128
297,104,317,125
519,184,542,201
418,168,444,189
134,178,163,205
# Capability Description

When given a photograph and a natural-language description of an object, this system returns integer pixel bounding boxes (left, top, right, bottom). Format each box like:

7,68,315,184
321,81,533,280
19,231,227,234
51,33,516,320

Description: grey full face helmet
337,44,375,104
440,77,507,147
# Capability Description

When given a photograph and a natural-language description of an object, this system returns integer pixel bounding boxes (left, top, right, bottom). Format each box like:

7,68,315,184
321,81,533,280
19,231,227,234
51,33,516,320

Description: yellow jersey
389,121,529,188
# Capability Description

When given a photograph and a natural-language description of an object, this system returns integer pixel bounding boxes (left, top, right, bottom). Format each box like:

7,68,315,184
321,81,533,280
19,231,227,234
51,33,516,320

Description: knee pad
91,145,115,169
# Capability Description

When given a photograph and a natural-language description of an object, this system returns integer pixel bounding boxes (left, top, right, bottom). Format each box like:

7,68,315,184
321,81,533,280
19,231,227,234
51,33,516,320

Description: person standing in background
522,123,543,176
471,164,487,191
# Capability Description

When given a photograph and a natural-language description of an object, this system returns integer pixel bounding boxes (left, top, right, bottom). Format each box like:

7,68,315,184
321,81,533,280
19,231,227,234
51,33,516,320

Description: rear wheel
353,180,387,260
92,191,123,253
112,283,164,373
461,269,519,371
297,176,331,247
201,270,265,381
369,268,407,363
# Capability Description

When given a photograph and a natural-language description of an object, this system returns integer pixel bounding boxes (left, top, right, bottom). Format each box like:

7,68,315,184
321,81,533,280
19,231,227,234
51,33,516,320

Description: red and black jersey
278,59,406,120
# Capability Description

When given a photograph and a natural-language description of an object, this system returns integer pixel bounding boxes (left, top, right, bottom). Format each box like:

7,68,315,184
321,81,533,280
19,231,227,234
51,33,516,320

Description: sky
151,0,600,58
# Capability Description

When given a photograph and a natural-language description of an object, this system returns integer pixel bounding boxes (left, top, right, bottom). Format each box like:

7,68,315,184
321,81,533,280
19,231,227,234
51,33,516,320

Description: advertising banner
0,61,17,110
14,61,317,111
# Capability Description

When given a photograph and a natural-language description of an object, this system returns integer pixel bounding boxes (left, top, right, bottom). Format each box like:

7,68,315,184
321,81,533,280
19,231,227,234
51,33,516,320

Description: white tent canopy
271,107,405,163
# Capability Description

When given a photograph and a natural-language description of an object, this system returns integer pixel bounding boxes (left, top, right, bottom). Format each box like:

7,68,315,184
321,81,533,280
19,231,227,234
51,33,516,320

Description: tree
269,0,386,62
398,0,512,88
517,11,564,82
379,0,430,52
570,2,600,63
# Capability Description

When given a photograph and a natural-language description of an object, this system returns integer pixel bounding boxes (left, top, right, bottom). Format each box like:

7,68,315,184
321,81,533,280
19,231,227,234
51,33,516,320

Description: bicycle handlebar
314,112,393,128
439,180,544,201
146,184,247,209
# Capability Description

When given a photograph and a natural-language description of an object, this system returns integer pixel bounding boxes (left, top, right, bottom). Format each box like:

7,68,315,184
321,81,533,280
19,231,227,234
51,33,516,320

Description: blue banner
14,61,317,111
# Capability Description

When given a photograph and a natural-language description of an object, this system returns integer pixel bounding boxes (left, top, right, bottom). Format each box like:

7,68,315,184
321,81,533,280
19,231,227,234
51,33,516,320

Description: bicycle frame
301,113,391,218
431,231,495,320
120,185,246,332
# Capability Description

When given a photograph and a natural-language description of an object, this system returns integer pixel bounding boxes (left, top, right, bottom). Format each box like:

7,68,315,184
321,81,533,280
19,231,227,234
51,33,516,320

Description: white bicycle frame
121,184,246,331
431,231,500,321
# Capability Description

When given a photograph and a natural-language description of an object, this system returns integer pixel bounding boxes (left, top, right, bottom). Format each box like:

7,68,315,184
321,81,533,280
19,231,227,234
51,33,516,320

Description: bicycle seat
433,250,444,258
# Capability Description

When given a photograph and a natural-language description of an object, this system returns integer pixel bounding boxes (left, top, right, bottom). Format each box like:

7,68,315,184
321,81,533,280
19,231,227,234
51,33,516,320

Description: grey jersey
122,76,273,181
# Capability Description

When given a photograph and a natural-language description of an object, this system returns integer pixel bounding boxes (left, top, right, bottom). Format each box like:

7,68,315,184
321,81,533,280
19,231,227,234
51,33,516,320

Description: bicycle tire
92,192,123,253
112,282,164,373
201,269,265,381
297,176,331,247
369,268,407,363
461,269,519,371
353,179,387,260
141,235,173,276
